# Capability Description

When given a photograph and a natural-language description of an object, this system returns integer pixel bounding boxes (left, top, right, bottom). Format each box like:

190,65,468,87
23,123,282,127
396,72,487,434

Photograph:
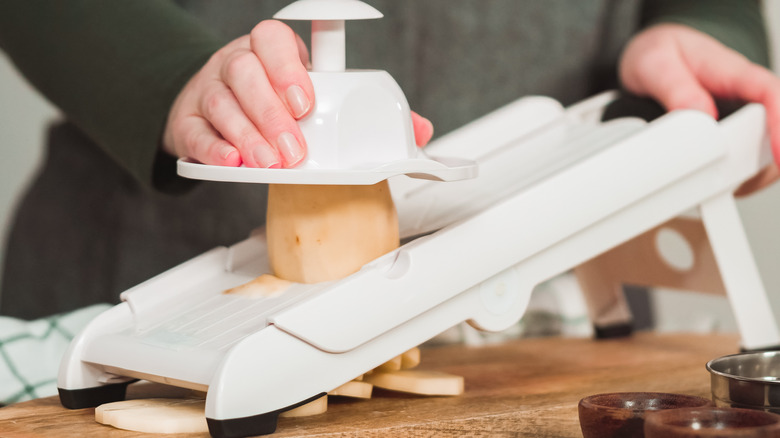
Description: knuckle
236,128,265,151
251,19,292,41
203,88,232,118
223,51,256,83
259,105,289,127
270,63,304,84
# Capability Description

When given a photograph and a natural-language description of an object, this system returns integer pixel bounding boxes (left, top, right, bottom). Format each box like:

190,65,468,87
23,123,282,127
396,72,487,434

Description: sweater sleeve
0,1,227,190
640,0,770,68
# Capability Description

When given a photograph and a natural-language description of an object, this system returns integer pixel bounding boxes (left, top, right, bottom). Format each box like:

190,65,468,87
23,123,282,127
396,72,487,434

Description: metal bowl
707,351,780,413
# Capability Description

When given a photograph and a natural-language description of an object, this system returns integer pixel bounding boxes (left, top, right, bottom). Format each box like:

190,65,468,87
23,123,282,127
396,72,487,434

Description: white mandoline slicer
58,1,780,437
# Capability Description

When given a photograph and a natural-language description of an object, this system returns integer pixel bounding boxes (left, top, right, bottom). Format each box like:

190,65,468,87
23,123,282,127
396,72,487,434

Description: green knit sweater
0,0,768,189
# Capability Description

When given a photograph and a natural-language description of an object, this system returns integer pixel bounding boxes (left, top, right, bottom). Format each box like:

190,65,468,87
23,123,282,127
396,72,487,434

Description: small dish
578,392,712,438
644,407,780,437
707,351,780,413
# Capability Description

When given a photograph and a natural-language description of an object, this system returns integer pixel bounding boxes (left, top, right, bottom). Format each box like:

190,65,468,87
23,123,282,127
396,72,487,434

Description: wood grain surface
0,332,739,437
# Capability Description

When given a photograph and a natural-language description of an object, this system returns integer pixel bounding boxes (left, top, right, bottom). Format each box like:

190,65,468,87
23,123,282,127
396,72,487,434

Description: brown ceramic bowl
579,392,713,438
644,407,780,437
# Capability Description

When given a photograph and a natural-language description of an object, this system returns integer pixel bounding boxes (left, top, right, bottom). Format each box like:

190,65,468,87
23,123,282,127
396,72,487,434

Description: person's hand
619,23,780,196
163,20,433,169
163,20,312,168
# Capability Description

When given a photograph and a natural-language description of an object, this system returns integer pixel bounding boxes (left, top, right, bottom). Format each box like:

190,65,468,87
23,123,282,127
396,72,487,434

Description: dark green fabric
0,0,768,191
641,0,770,68
0,0,771,318
0,1,226,190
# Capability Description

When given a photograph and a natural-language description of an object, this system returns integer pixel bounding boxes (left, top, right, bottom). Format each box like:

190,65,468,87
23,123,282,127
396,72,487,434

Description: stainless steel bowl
707,351,780,413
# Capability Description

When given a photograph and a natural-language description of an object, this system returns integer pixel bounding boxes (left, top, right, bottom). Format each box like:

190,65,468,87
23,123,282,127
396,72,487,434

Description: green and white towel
0,303,110,405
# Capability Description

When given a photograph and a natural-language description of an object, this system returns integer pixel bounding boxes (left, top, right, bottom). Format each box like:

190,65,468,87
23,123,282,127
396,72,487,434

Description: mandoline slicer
58,1,780,437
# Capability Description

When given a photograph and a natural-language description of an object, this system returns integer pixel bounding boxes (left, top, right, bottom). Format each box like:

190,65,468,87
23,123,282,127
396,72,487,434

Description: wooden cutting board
0,332,739,437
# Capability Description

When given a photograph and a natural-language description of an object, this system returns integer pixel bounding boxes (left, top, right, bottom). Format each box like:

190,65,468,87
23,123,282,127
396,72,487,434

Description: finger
172,115,242,167
731,69,780,162
625,45,717,118
221,48,307,167
251,20,314,119
735,164,780,197
694,59,780,165
295,33,311,69
411,111,434,147
726,70,780,165
200,81,282,168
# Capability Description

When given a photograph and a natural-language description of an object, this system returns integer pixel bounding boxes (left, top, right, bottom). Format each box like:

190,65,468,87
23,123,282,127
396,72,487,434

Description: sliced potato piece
279,395,328,418
95,398,207,434
364,370,464,396
224,274,293,298
375,355,402,372
328,380,373,399
400,347,421,369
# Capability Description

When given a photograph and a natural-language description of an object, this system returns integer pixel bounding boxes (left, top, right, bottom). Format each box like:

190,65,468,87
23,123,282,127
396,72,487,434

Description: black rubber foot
740,344,780,353
207,392,327,438
594,323,633,339
58,380,136,409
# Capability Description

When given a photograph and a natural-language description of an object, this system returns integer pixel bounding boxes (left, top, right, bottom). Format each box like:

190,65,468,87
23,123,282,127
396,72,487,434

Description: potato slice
279,395,328,418
328,380,373,399
95,398,207,434
364,370,464,396
375,355,402,372
400,347,421,369
224,274,293,298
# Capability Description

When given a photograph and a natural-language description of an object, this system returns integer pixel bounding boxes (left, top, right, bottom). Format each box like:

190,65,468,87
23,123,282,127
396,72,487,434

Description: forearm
0,1,226,189
640,0,769,67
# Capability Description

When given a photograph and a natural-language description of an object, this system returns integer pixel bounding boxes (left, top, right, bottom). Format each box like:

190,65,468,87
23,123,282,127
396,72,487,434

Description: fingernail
253,146,281,169
286,85,311,118
219,145,237,160
277,132,305,166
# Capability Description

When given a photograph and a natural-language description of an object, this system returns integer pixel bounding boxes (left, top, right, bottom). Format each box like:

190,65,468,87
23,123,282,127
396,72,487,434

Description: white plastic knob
310,20,345,72
273,0,382,20
274,0,382,72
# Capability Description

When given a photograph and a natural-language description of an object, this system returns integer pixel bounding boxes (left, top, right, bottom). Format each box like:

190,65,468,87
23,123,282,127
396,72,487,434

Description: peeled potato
267,182,399,283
